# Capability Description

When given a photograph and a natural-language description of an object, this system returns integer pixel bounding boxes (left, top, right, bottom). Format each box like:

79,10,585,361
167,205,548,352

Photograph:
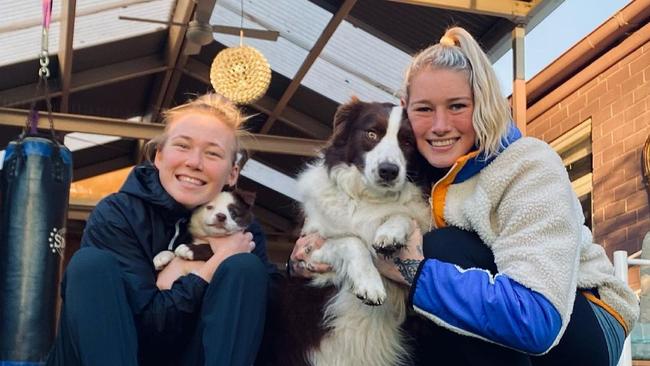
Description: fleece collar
431,124,521,228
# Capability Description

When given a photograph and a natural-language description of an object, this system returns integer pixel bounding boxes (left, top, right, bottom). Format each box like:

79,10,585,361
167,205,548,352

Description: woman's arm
378,141,581,355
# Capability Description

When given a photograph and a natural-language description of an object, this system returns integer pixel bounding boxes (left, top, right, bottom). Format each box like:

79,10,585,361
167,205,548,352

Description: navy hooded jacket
79,163,276,350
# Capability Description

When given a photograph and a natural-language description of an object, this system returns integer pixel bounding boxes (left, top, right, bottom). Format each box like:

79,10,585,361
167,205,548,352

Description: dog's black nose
216,213,227,222
378,162,399,181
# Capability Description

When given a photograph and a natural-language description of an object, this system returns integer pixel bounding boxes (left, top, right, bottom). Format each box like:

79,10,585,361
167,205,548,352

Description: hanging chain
38,27,50,79
25,0,56,139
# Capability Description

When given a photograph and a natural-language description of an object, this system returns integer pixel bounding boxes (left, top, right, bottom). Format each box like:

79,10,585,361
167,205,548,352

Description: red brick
602,143,625,164
579,78,600,95
567,95,587,115
601,62,622,79
581,100,601,121
630,48,650,76
627,190,649,211
607,67,630,90
624,99,647,123
605,226,628,246
586,82,608,105
612,126,629,146
544,124,563,143
624,130,649,153
593,134,613,153
614,180,639,201
594,207,605,225
601,88,621,107
638,205,650,221
560,113,581,133
637,176,646,191
601,113,623,135
634,112,649,132
627,218,650,244
593,105,613,123
612,92,635,115
622,73,645,94
604,199,626,220
550,107,569,126
634,83,650,104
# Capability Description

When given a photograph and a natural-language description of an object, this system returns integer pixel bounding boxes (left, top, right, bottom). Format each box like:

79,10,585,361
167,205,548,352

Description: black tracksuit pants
406,227,616,366
46,247,268,366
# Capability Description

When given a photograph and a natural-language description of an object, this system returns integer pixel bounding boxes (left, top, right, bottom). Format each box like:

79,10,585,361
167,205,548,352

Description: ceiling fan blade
183,41,203,55
193,0,218,23
212,25,279,41
118,15,187,27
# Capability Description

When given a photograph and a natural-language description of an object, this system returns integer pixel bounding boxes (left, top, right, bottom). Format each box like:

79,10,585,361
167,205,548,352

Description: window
550,119,592,228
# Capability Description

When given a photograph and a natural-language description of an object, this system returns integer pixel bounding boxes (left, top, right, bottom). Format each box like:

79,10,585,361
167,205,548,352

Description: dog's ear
233,188,256,207
331,97,363,141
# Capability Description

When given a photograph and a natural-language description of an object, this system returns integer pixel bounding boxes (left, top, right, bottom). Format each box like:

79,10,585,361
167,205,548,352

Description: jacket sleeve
410,259,562,354
81,196,208,340
411,141,583,355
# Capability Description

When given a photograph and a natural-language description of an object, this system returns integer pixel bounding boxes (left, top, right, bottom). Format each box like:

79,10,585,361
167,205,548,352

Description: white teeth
429,139,457,147
178,175,204,185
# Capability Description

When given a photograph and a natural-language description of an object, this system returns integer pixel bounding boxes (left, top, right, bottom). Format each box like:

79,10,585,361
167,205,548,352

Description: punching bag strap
23,0,58,143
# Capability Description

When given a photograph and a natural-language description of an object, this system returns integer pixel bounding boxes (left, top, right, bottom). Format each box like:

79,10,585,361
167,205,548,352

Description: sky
493,0,632,96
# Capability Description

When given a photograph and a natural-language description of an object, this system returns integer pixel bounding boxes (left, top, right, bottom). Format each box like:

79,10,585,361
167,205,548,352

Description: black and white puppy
153,189,256,270
258,98,431,366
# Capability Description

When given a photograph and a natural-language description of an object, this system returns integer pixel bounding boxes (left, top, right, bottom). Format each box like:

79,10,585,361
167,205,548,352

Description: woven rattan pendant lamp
210,0,271,105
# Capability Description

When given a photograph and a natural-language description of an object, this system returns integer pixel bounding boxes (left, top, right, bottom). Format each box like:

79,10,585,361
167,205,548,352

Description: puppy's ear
331,97,363,141
233,188,256,207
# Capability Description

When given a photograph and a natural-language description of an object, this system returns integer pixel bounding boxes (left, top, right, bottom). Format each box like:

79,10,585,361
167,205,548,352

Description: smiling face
154,112,239,209
405,67,476,168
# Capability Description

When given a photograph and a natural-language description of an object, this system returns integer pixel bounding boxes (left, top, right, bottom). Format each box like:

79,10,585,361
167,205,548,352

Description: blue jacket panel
410,258,562,354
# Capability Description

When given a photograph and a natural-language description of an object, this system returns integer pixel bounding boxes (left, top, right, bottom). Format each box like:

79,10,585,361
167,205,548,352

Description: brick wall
527,41,650,256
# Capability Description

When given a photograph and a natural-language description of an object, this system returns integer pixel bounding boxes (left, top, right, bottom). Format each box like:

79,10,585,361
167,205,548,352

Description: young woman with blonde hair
292,27,639,366
47,94,276,366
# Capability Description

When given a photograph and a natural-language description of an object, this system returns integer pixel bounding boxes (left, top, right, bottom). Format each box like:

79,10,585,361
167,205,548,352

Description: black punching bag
0,135,72,363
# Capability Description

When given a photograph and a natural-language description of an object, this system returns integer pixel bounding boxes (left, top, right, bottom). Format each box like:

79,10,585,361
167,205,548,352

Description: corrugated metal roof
211,0,409,104
0,0,174,67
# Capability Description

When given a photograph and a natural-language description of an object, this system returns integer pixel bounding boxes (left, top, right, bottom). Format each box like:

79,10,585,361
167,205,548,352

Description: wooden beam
388,0,542,22
147,0,197,122
0,56,167,107
512,25,526,135
259,0,357,135
0,108,325,156
183,58,331,139
58,0,76,113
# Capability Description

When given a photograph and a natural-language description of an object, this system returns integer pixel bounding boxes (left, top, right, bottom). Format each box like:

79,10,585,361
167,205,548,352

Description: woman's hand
288,233,332,278
193,231,255,283
156,256,205,290
157,232,255,289
375,224,424,286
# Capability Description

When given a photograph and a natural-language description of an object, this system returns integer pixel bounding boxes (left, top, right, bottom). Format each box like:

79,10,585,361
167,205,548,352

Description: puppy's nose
216,213,227,222
378,162,399,181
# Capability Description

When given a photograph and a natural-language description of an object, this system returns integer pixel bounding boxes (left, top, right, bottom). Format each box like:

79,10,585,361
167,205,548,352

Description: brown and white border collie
152,189,256,269
259,98,431,366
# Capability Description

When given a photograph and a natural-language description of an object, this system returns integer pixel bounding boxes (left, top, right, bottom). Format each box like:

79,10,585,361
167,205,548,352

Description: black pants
406,227,611,366
46,247,269,366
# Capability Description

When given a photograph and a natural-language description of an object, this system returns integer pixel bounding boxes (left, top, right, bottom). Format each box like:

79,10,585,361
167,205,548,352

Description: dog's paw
351,274,386,306
372,221,410,255
174,244,194,260
153,250,175,270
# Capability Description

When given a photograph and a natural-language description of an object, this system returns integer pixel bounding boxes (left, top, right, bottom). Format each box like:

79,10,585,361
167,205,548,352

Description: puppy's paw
174,244,194,260
153,250,175,270
350,271,386,306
